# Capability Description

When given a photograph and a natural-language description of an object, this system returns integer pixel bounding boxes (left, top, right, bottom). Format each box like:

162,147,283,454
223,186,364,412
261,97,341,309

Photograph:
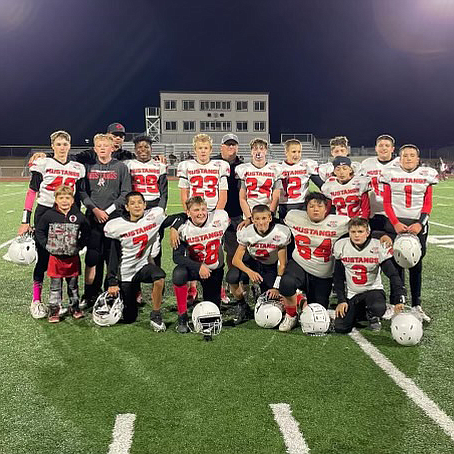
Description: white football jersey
237,223,291,265
126,159,166,202
279,159,319,205
30,157,86,207
104,207,166,282
321,175,370,218
177,159,230,210
284,210,349,278
318,160,361,182
235,162,283,210
359,157,400,216
178,210,229,270
333,237,392,299
380,165,439,220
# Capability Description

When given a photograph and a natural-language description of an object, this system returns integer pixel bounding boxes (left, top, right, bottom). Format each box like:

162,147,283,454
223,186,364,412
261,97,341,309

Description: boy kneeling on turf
333,217,406,333
226,204,291,325
35,185,90,323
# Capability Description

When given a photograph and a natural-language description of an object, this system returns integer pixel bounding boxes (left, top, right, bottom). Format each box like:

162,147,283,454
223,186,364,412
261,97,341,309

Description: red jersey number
332,195,360,217
283,176,302,199
45,176,76,192
294,235,332,262
132,174,159,194
190,175,218,198
246,177,272,199
189,239,220,265
133,234,149,259
351,264,367,285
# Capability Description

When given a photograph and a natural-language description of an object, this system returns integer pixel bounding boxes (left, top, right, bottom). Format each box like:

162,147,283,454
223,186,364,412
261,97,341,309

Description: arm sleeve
309,174,324,189
420,184,433,215
158,174,168,210
106,239,121,287
382,184,400,226
333,259,347,303
173,242,201,273
360,192,370,219
381,258,406,303
29,171,42,192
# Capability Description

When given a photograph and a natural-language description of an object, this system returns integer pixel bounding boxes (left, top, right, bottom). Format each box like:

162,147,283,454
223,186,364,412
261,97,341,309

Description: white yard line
0,238,15,249
433,195,454,200
270,403,310,454
430,221,454,230
350,330,454,443
0,191,24,198
107,413,136,454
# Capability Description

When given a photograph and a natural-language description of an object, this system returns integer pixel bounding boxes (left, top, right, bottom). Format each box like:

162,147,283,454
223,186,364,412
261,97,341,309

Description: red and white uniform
235,162,283,210
318,160,361,182
237,223,291,265
177,159,230,210
279,159,318,205
126,159,166,203
30,157,85,207
177,210,230,270
284,210,349,278
104,207,166,282
333,237,392,298
359,157,400,216
321,175,370,218
380,166,438,223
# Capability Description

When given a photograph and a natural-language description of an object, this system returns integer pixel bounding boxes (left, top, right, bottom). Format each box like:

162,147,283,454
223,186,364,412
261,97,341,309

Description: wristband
22,210,31,224
273,276,281,289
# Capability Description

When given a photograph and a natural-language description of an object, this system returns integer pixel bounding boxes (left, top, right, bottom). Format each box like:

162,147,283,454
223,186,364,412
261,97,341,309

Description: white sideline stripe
434,195,454,200
350,330,454,443
108,413,136,454
430,221,454,230
270,403,310,454
0,191,24,198
0,238,14,249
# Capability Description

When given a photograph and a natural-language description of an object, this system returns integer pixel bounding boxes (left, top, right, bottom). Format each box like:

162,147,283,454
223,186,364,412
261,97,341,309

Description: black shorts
223,215,243,260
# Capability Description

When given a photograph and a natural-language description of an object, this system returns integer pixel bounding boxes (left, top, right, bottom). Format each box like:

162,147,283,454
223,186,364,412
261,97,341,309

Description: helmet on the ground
92,291,124,327
300,303,330,335
7,233,37,266
393,234,422,269
391,312,423,346
192,301,222,335
254,293,284,328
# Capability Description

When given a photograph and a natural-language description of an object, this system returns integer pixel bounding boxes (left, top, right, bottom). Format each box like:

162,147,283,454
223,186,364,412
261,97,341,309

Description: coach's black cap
333,156,352,168
107,122,126,134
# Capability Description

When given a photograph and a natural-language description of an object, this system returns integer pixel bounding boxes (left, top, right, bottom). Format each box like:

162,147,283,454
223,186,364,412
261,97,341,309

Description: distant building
155,91,269,144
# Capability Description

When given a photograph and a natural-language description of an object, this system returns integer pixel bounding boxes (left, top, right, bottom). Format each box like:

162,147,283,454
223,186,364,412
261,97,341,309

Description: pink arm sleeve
24,189,37,211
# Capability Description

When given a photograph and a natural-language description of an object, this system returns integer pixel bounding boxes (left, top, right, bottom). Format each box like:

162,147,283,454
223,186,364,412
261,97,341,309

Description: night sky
2,0,454,147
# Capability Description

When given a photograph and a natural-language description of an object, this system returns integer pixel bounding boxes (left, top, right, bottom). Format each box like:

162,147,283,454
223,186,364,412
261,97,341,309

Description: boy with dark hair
35,185,90,322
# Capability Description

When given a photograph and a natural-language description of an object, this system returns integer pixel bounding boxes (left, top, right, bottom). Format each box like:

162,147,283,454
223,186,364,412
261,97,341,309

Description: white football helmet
393,234,422,269
300,303,330,335
7,233,37,266
192,301,222,335
254,293,284,329
92,291,124,327
391,312,423,346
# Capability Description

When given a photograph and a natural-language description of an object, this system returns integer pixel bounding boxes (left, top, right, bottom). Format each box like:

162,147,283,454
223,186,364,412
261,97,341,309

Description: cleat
278,313,297,332
30,300,47,319
368,317,382,331
221,286,230,305
176,313,190,334
48,314,60,323
69,307,84,319
59,305,68,317
150,311,166,332
233,302,253,325
411,305,431,323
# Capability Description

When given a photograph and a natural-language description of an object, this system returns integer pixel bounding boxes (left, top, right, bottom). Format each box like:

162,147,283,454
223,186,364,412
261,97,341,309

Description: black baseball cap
333,156,352,168
107,123,126,134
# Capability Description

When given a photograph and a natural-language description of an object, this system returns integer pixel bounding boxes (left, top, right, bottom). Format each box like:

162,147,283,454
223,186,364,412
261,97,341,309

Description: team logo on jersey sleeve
273,235,281,242
69,215,77,223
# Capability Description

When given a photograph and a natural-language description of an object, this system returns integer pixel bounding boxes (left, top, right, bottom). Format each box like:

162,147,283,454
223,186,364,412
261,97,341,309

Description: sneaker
221,286,230,305
368,317,382,331
48,314,60,323
279,313,297,332
412,305,431,323
30,300,47,319
233,302,252,325
70,308,84,319
150,311,166,332
176,313,190,334
59,305,68,317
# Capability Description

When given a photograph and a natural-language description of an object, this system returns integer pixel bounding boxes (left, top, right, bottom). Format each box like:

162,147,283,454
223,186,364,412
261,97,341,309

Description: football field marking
270,403,311,453
350,330,454,443
430,221,454,230
0,191,24,198
108,413,136,454
0,238,15,249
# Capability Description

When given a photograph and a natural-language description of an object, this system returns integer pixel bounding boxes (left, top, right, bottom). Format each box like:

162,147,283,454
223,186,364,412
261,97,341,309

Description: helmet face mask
6,233,37,266
393,234,422,269
391,312,423,346
192,301,222,335
92,291,124,327
254,293,284,328
300,303,330,335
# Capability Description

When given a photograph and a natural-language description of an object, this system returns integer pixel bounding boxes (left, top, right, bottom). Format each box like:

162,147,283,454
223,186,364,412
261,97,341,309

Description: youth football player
105,191,179,329
333,217,406,333
18,130,86,316
279,139,323,220
278,192,350,332
226,204,291,324
318,136,361,182
321,156,370,218
172,196,230,333
359,134,400,230
236,138,282,228
381,144,438,321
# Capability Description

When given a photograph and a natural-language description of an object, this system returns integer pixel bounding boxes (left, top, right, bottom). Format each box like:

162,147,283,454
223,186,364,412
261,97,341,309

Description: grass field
1,179,454,454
